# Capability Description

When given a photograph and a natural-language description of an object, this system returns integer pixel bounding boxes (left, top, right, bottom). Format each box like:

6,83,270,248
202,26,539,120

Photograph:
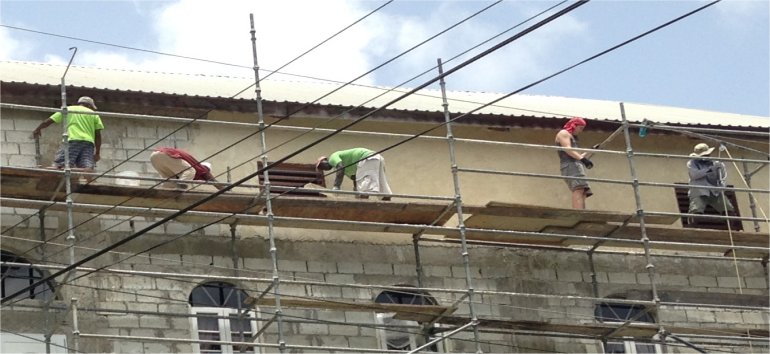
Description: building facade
1,61,768,353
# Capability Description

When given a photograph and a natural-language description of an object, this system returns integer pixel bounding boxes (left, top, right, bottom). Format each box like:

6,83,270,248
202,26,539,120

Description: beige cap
77,96,97,110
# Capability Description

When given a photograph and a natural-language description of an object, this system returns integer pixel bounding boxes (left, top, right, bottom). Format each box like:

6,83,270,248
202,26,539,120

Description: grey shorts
54,140,95,169
561,162,592,196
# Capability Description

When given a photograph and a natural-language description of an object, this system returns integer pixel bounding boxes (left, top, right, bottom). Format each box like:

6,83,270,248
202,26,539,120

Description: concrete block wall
2,109,768,352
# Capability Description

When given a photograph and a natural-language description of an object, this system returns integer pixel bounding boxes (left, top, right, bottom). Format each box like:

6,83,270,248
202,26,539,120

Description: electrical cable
0,0,502,254
1,0,592,303
0,0,399,259
0,0,537,276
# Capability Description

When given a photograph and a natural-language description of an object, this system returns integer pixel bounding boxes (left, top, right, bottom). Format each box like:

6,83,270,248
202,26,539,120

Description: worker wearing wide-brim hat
687,143,734,215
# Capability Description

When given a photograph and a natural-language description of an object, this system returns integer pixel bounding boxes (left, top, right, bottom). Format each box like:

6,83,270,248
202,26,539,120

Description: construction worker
315,147,392,200
555,117,594,209
149,147,224,190
687,143,733,217
32,96,103,172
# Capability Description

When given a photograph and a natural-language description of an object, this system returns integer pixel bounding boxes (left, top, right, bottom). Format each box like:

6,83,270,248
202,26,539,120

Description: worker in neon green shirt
32,96,104,171
316,147,392,200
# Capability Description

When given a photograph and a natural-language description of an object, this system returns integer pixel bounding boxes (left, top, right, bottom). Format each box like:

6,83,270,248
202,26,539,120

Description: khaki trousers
150,151,195,188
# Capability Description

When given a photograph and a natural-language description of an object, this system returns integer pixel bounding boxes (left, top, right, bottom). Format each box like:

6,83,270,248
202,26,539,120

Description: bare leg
572,188,586,209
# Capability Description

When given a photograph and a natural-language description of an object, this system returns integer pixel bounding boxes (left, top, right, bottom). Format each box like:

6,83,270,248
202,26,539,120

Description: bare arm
94,130,102,162
333,167,345,190
32,118,55,138
556,130,585,160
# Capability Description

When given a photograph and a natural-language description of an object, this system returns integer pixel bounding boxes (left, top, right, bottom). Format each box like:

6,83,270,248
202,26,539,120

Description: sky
1,0,768,117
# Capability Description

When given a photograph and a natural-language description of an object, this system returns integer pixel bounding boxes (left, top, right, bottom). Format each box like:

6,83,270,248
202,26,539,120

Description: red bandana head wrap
563,117,587,134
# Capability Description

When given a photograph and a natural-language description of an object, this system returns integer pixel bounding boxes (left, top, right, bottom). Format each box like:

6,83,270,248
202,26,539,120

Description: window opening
189,282,259,354
374,286,448,352
595,302,661,354
1,250,55,301
674,184,742,231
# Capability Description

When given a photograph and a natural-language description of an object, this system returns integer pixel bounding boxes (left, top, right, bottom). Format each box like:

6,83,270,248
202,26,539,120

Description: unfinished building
0,59,768,353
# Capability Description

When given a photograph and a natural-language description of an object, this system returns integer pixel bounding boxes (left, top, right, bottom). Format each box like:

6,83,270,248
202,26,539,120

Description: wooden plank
433,315,768,339
464,201,678,225
547,223,769,256
0,166,456,227
249,297,454,322
463,214,579,232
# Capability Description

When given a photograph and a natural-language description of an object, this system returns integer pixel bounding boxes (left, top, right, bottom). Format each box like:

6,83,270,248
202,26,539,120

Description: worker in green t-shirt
316,147,392,200
32,96,104,171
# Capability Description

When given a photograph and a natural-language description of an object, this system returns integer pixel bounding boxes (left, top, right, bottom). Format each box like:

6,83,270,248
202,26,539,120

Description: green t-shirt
328,148,374,177
49,105,104,143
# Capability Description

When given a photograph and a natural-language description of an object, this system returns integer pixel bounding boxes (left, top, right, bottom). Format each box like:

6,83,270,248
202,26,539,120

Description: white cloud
145,0,377,85
0,26,26,60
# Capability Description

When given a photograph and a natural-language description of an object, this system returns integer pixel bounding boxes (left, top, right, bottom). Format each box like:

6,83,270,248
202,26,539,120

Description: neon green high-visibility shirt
328,148,374,177
49,105,104,143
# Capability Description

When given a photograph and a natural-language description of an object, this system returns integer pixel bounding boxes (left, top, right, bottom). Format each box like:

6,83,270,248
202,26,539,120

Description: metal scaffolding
1,58,769,354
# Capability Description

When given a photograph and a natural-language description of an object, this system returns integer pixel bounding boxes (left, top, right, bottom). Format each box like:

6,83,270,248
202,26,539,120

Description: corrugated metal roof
1,60,768,128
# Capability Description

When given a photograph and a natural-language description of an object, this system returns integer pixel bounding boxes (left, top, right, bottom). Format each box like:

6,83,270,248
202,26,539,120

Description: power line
1,0,590,304
0,1,397,260
0,0,508,265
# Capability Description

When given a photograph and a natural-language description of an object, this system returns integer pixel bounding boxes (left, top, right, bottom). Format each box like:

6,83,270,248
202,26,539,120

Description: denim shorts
53,140,95,168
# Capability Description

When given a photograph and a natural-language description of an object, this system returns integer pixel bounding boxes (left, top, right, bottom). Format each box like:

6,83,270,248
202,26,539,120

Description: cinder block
309,285,342,298
328,324,359,336
142,342,173,353
325,273,355,284
341,287,371,300
298,323,329,335
101,219,133,232
685,309,716,323
14,118,44,131
2,142,20,154
337,262,364,274
307,261,337,273
363,262,392,275
393,264,416,276
689,275,718,287
348,336,379,349
660,274,689,286
745,277,768,289
122,277,156,290
5,131,33,143
112,340,144,353
423,265,452,277
742,312,768,324
714,310,744,324
18,143,36,155
556,270,583,282
659,309,688,322
107,314,140,328
530,268,557,281
607,272,637,284
277,259,307,272
716,276,742,288
165,222,195,235
9,154,36,166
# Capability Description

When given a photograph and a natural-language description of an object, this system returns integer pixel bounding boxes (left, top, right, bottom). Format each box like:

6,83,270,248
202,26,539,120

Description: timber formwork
1,75,769,354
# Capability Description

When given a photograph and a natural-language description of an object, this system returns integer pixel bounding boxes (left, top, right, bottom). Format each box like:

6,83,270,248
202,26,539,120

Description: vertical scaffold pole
59,47,83,352
437,58,482,353
249,14,285,353
71,298,80,352
619,103,665,351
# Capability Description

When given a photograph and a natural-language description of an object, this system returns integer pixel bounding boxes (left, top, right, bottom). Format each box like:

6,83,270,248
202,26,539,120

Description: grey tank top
557,135,579,166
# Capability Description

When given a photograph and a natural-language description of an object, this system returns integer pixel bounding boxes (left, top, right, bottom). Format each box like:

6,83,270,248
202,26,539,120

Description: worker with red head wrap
555,117,593,209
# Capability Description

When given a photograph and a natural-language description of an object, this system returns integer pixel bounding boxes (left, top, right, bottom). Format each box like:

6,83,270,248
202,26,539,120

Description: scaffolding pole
249,13,286,353
619,102,666,351
437,58,482,353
